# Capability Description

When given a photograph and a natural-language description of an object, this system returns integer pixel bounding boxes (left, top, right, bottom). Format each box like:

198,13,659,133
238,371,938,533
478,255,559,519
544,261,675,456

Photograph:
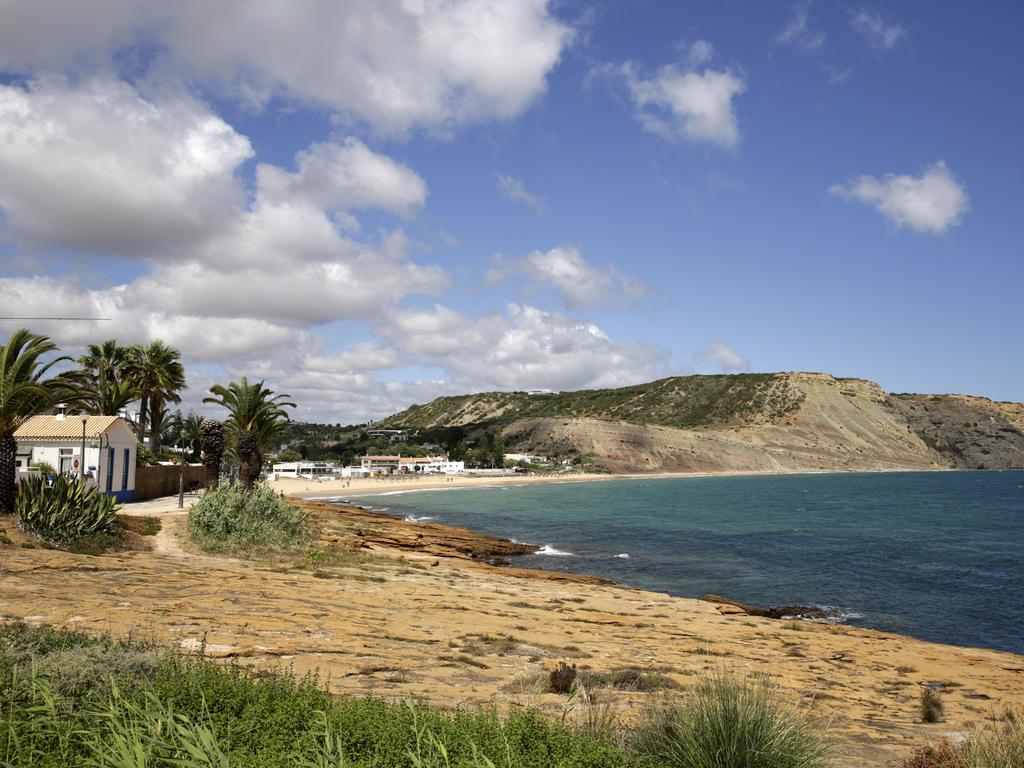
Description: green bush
15,475,119,543
0,623,628,768
631,671,830,768
188,481,308,550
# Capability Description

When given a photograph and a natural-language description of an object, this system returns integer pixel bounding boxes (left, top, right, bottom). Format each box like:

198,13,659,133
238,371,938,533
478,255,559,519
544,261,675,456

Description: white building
271,460,337,480
14,415,138,502
360,455,465,475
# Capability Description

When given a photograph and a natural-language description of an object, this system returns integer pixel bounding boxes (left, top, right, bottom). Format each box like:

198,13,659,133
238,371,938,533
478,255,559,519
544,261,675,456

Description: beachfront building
359,455,466,475
14,415,139,502
271,460,337,480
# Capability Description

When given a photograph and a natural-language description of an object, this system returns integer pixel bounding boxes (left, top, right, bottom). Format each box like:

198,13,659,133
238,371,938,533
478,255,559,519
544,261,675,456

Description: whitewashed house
270,460,337,480
14,415,138,502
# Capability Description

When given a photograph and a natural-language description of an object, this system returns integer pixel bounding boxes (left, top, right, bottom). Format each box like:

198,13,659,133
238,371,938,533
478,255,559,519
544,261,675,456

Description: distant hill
380,372,1024,474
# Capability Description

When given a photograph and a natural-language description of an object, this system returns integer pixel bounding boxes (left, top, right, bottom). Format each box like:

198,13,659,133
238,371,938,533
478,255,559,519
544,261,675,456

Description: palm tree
200,419,225,489
179,413,205,462
0,329,74,515
80,379,140,416
203,378,295,489
123,341,186,455
77,339,128,386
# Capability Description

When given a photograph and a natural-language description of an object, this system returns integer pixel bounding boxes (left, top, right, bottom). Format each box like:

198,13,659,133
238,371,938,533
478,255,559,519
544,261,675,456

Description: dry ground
2,496,1022,767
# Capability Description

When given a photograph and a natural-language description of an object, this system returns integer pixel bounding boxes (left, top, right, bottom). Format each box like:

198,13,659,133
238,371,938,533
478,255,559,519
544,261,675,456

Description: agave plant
16,474,120,542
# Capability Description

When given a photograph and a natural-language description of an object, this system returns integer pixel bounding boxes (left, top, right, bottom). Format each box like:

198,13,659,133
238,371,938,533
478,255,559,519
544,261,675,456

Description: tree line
0,328,294,515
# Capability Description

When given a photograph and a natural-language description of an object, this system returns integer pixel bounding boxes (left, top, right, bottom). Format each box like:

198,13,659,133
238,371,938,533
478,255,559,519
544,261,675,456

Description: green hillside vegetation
381,374,805,432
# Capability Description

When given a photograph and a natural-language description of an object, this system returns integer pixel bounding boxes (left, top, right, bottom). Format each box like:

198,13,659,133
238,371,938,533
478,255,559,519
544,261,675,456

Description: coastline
3,491,1023,766
272,464,953,500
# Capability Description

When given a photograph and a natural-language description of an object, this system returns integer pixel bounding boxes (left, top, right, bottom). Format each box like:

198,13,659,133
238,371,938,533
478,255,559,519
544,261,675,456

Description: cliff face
383,373,1024,474
889,394,1024,469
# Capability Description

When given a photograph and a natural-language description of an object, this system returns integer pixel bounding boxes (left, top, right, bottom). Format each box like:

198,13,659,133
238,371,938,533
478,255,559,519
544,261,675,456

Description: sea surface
335,471,1024,654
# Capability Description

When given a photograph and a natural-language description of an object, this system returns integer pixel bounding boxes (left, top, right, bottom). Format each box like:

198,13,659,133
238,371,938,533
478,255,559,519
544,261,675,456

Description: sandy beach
269,466,887,499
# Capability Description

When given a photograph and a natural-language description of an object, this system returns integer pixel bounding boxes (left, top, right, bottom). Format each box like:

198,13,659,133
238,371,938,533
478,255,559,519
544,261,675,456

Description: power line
0,317,111,321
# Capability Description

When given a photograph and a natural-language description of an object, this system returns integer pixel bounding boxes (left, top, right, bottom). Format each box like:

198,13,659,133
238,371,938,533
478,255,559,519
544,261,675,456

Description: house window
122,448,130,491
107,447,115,492
59,448,74,475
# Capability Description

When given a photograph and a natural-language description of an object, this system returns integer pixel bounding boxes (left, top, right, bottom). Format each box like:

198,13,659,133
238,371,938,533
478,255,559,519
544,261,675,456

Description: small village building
270,460,337,480
359,455,465,475
14,415,139,502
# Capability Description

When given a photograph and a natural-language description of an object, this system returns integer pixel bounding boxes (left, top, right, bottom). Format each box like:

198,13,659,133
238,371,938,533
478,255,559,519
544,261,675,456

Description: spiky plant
0,329,74,516
16,474,120,541
203,378,295,489
200,419,225,490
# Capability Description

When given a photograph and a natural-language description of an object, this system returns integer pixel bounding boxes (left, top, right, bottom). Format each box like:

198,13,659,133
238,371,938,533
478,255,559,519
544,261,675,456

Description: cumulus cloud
0,0,572,134
697,341,751,373
0,76,252,254
777,1,825,53
381,303,669,392
497,174,546,214
520,247,648,309
257,138,427,217
829,161,969,235
616,44,745,148
850,10,905,50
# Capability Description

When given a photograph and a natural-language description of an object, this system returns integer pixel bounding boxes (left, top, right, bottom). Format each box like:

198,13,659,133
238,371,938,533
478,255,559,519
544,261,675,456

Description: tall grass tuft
920,687,944,724
631,670,830,768
188,481,308,550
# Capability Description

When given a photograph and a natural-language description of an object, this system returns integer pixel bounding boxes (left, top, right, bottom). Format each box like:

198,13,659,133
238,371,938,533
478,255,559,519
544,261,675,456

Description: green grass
0,623,626,768
900,711,1024,767
630,671,830,768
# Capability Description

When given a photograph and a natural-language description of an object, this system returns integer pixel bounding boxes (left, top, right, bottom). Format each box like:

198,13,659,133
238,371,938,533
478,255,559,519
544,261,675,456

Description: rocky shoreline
2,497,1024,767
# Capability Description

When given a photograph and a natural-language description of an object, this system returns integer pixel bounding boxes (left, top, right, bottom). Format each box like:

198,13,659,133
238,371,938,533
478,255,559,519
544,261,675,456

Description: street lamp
178,436,187,509
80,417,87,479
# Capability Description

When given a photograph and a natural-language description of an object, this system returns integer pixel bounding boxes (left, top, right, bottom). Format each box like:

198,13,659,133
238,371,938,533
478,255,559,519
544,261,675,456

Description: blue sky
0,1,1021,421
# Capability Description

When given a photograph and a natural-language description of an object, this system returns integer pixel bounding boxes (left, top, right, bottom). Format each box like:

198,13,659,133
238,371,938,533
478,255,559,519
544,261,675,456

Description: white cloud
850,10,905,50
520,246,648,309
777,1,825,53
257,138,427,217
0,0,572,134
685,40,715,69
619,56,745,148
0,76,252,254
697,341,751,373
381,303,669,392
829,161,969,235
497,174,546,214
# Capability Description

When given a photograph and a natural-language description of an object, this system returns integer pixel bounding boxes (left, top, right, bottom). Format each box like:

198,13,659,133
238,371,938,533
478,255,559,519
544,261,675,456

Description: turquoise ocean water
333,471,1024,654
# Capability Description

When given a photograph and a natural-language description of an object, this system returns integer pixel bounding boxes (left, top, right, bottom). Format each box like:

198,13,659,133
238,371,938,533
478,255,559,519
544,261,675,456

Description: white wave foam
614,553,630,559
403,515,435,523
536,544,575,556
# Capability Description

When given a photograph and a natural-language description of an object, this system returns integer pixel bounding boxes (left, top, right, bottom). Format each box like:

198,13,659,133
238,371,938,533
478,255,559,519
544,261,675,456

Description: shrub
29,461,56,478
921,688,944,723
15,475,119,542
188,481,308,550
900,712,1024,767
0,623,629,768
631,671,830,768
963,710,1024,767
